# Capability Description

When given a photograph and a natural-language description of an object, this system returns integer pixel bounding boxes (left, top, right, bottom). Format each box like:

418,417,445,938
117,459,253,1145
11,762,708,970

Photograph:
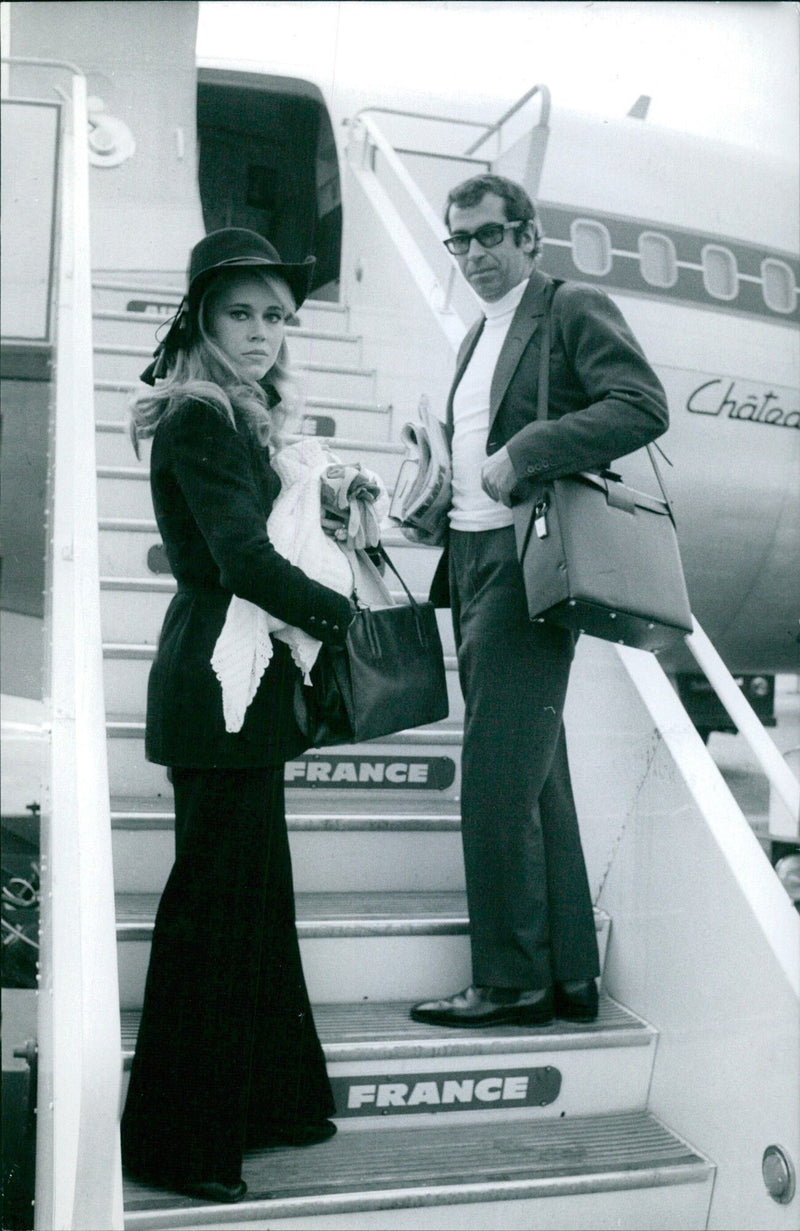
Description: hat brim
189,254,316,312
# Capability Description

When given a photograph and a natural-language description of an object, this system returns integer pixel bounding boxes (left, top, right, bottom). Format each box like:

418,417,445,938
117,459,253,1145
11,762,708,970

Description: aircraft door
197,75,341,296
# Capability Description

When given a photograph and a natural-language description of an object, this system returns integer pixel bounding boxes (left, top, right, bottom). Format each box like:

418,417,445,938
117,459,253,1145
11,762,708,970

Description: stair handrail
463,82,551,156
685,619,799,828
3,56,125,1231
349,110,482,322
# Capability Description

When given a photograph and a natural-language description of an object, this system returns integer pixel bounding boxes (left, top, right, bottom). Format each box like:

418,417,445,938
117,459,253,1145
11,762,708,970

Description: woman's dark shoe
124,1167,247,1204
181,1179,247,1203
250,1119,337,1148
554,979,599,1022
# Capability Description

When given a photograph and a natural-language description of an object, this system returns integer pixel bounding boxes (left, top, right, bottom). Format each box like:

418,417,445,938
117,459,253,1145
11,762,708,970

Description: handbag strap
375,543,420,609
536,278,678,527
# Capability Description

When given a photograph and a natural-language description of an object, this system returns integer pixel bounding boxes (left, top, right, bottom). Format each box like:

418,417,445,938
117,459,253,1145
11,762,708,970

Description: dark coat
430,269,669,605
145,398,354,767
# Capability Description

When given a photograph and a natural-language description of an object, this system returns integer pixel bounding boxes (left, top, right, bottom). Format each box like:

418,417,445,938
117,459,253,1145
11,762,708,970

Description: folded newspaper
388,396,452,545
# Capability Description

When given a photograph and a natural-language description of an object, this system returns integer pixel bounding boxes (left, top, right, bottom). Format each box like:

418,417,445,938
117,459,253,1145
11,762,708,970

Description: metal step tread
116,890,608,941
94,341,376,376
92,279,348,313
98,435,406,458
110,793,461,830
106,716,464,745
96,514,410,535
96,390,388,412
120,995,653,1066
122,1110,711,1225
117,889,468,940
93,309,358,345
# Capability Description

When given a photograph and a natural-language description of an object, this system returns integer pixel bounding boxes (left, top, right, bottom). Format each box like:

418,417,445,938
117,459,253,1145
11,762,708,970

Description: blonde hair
129,270,299,458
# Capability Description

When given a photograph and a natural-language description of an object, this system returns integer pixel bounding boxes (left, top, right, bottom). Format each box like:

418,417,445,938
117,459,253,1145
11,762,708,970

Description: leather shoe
554,979,599,1022
250,1119,337,1148
410,984,554,1027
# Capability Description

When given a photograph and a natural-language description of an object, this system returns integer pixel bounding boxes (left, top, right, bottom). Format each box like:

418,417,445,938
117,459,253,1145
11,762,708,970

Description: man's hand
481,446,517,507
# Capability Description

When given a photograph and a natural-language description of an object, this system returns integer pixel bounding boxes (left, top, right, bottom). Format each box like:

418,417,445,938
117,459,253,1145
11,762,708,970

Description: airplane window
638,232,677,288
570,220,612,276
761,259,796,314
701,245,738,300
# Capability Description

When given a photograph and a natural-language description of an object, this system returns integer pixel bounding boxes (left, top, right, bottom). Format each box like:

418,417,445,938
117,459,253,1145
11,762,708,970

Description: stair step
98,568,441,649
95,440,410,519
91,280,349,329
119,996,656,1127
110,793,467,893
92,343,378,399
121,1111,713,1230
101,637,461,720
96,522,435,589
93,310,364,366
116,890,472,939
115,891,609,1008
94,397,391,452
121,993,652,1065
111,807,465,895
105,715,464,800
110,793,463,829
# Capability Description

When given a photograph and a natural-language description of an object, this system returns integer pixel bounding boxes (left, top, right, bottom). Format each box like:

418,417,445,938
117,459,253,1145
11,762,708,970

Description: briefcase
514,470,693,651
513,276,693,653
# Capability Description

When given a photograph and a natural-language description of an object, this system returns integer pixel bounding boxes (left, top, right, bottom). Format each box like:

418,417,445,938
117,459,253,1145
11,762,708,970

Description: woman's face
207,274,291,381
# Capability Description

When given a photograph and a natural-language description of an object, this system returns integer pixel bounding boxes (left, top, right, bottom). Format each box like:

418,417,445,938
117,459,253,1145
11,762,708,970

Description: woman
120,229,356,1204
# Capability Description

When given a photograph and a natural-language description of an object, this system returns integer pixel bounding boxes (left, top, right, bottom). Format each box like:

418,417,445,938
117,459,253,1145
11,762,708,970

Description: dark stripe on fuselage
537,203,800,325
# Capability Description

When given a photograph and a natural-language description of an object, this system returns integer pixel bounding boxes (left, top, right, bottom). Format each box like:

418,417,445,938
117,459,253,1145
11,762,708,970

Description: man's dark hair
444,174,543,261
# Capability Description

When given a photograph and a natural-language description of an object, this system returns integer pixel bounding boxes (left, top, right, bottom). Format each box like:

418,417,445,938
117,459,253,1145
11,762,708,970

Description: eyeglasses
443,221,525,256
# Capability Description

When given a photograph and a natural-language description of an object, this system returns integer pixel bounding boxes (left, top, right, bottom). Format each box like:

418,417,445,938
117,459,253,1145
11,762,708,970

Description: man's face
447,192,535,303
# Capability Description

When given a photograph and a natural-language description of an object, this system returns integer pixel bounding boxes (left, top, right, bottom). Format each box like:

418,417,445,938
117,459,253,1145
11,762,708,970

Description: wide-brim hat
186,228,315,311
140,228,315,384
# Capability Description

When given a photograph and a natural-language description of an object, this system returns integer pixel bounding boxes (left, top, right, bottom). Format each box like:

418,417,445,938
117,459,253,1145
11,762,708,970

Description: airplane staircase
91,282,718,1230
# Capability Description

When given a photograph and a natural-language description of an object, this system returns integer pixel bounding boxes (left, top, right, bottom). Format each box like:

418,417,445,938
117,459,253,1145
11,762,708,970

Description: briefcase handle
538,280,678,529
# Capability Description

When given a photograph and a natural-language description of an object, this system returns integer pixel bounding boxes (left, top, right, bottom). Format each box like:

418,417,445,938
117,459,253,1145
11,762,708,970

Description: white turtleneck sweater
449,277,528,531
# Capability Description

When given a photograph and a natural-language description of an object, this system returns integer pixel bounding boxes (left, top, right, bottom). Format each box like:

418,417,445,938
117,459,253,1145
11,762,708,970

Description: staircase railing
3,57,125,1231
349,110,482,323
686,620,799,827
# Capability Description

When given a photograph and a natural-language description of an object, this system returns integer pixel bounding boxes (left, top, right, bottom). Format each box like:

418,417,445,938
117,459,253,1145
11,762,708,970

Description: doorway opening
197,70,342,299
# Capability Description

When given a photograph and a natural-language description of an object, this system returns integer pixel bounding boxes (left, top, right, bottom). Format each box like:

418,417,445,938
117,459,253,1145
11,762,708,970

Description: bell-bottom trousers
121,766,334,1187
449,526,600,990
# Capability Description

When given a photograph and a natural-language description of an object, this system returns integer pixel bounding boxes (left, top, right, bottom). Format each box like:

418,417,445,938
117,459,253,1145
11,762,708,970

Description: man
410,175,668,1028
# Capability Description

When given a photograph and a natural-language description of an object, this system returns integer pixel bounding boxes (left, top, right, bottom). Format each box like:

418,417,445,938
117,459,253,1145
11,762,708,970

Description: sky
196,1,799,162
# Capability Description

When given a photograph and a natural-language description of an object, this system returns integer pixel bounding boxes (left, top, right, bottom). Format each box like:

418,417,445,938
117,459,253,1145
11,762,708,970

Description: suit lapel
489,269,550,429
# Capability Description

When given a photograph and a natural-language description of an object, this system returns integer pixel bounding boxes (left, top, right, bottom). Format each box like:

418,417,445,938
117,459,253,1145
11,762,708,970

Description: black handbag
294,546,449,747
513,282,693,652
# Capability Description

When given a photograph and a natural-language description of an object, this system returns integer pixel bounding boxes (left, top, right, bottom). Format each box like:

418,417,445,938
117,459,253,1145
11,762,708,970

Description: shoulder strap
535,277,677,525
536,279,560,423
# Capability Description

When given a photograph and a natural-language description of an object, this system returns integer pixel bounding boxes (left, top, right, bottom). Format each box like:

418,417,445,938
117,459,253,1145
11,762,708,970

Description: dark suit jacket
430,269,669,605
145,398,354,767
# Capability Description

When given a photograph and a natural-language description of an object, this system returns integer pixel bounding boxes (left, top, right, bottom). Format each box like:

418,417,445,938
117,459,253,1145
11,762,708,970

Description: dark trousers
121,766,334,1187
450,527,600,989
